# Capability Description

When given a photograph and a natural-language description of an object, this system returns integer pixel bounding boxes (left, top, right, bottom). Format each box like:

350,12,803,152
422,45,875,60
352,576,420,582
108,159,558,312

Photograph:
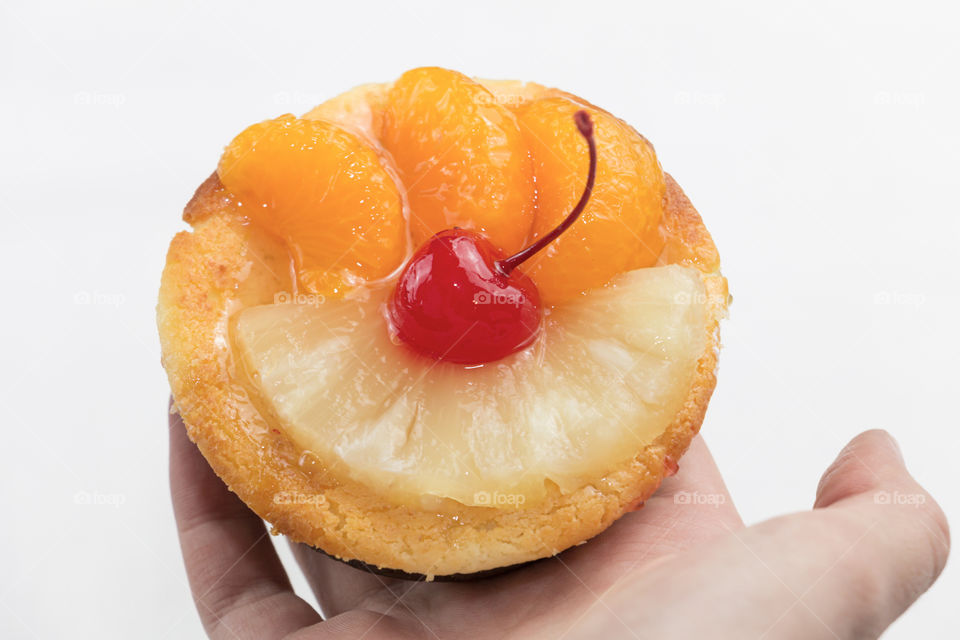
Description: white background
1,0,957,637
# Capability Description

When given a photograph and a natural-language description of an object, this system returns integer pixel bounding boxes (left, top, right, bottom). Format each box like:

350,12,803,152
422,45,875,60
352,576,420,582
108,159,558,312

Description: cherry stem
497,110,597,276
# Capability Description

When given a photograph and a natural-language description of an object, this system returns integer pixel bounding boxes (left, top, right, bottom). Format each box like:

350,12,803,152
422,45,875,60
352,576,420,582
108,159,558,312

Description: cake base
310,545,536,582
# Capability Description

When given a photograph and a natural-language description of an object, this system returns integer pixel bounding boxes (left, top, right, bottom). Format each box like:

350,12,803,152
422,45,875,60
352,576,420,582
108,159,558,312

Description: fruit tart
157,67,728,579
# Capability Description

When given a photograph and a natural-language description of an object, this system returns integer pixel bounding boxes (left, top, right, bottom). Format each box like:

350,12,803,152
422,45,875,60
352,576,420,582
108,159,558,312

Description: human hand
169,408,948,639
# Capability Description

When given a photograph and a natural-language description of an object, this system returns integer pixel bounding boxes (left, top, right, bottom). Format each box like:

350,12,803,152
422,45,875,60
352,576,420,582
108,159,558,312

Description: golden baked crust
157,85,727,577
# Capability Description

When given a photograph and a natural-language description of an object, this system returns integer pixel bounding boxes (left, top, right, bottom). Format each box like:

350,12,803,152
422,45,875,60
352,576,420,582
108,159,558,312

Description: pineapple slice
233,264,707,508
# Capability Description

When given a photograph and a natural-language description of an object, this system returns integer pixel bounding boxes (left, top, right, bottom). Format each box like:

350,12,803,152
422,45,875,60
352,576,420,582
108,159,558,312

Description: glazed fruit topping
216,68,667,306
382,67,536,254
217,115,406,296
387,111,597,365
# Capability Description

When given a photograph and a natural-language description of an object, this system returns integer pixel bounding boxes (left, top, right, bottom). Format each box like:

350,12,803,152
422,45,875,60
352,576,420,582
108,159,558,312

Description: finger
170,404,322,639
289,540,404,618
570,429,950,639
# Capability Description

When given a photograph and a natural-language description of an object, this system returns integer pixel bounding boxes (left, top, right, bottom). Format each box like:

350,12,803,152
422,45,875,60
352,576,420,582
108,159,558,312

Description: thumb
762,429,950,638
808,430,950,627
815,429,909,509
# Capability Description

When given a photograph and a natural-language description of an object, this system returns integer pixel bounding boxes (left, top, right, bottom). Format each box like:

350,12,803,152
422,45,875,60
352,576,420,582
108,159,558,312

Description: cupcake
158,67,727,579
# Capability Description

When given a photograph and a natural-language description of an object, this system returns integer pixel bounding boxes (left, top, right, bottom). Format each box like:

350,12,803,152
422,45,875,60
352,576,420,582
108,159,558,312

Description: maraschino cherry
387,110,597,365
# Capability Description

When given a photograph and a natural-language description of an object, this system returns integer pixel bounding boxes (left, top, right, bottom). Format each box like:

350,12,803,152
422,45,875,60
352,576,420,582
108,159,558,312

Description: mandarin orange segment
381,67,535,254
514,97,666,305
217,115,406,296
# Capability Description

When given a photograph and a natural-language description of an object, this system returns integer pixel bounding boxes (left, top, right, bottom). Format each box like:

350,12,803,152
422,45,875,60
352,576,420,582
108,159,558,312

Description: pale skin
170,408,949,639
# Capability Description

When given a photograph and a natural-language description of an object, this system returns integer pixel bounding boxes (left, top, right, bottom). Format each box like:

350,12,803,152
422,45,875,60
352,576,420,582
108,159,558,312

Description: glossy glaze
387,229,541,364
